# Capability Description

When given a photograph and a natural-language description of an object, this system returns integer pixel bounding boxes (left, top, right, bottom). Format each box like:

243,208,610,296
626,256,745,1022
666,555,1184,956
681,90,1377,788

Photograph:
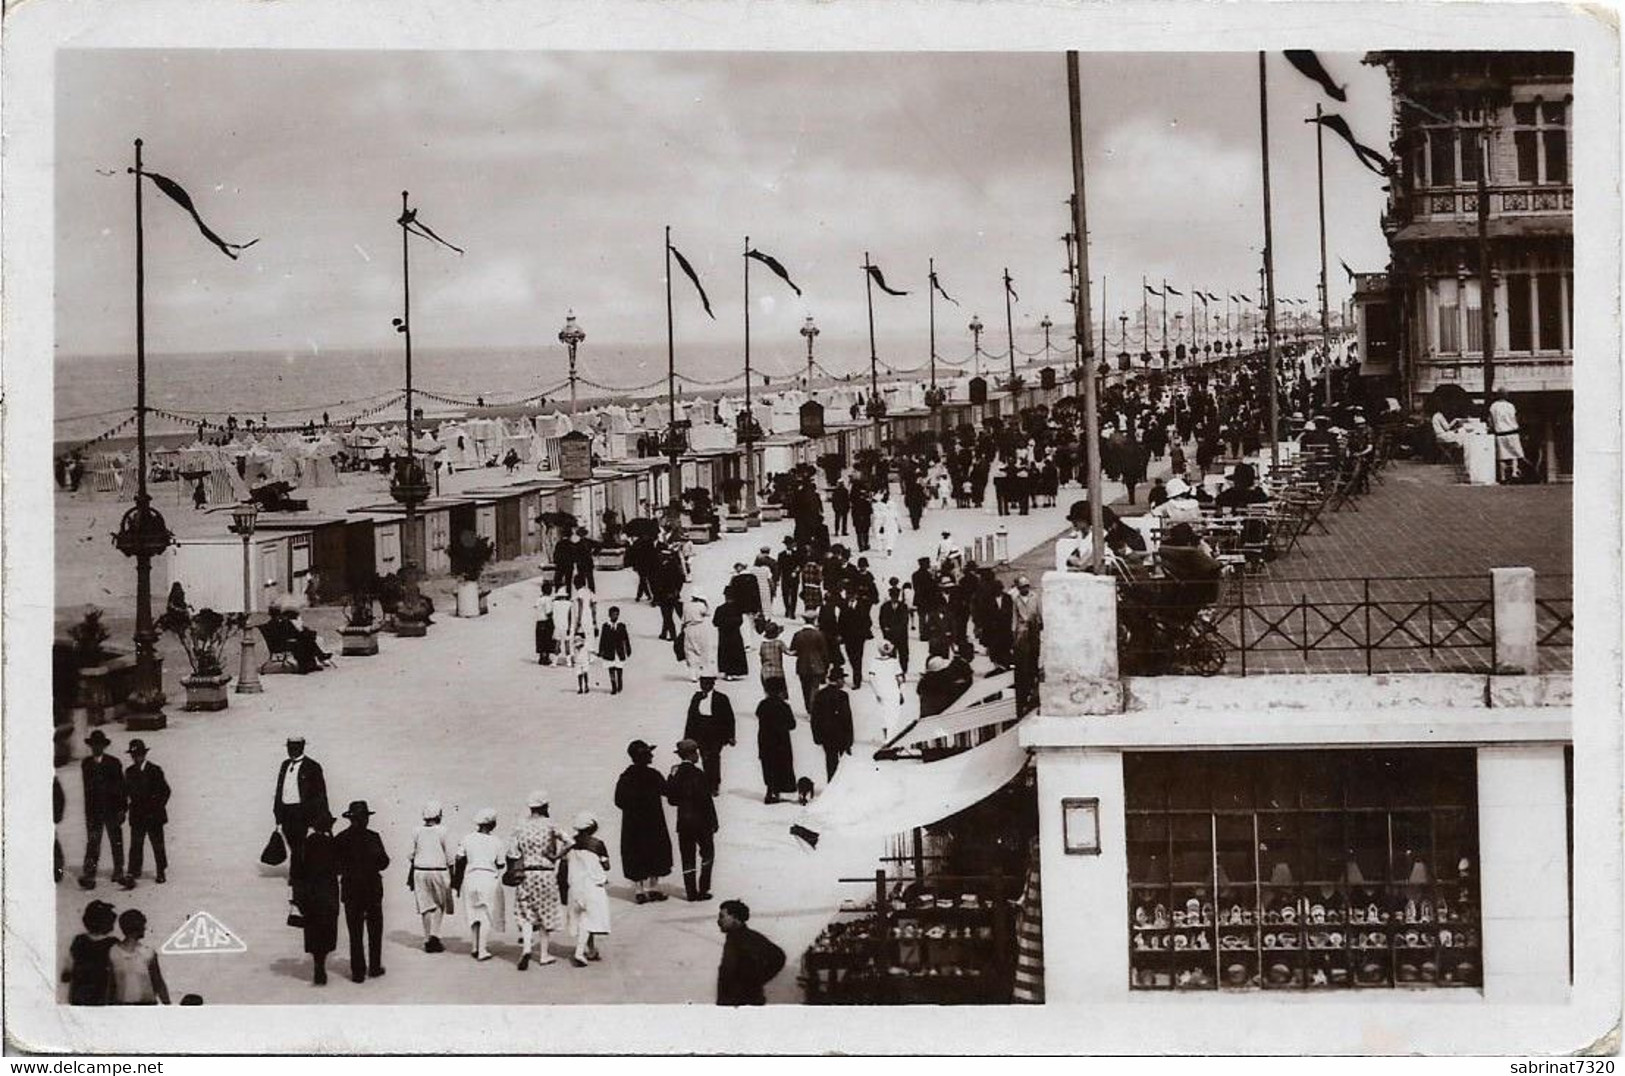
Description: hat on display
526,789,550,809
85,729,111,748
675,738,701,756
286,736,306,746
421,800,443,820
126,739,149,754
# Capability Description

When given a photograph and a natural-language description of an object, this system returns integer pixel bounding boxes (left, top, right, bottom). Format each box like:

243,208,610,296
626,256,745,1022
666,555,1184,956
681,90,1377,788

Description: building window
1125,750,1482,992
1537,273,1565,351
1508,275,1534,352
1513,98,1569,185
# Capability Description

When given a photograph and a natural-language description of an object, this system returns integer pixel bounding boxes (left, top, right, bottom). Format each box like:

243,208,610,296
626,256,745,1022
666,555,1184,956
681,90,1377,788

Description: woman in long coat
755,683,798,803
613,740,673,904
714,600,749,680
295,810,340,985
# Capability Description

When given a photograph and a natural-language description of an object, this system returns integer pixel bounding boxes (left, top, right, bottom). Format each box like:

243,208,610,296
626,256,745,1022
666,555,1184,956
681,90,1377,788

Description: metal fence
1117,573,1572,677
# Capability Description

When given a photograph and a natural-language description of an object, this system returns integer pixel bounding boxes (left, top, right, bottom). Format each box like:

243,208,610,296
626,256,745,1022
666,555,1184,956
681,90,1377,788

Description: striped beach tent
1012,836,1044,1003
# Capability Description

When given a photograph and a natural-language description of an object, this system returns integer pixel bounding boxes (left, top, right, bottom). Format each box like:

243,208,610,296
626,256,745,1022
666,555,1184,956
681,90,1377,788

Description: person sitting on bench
263,608,329,673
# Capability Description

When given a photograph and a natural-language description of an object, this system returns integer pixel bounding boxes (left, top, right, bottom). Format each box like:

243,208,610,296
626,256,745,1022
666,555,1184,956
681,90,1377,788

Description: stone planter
456,580,483,618
594,547,627,571
684,522,715,544
180,672,233,712
759,503,785,523
340,624,380,656
722,512,748,534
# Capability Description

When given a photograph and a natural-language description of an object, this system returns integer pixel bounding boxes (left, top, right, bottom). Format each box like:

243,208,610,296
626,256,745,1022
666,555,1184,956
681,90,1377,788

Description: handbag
260,829,288,867
501,858,525,888
286,899,305,929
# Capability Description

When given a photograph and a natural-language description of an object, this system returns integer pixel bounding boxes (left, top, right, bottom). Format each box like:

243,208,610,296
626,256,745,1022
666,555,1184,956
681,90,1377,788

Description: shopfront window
1125,749,1481,992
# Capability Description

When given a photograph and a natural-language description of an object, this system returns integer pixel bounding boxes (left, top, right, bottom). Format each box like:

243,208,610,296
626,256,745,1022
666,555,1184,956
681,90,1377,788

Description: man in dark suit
123,739,170,885
551,530,577,592
776,539,802,618
878,587,912,675
829,478,850,536
666,740,717,902
332,800,390,982
79,729,128,890
683,678,736,796
809,667,855,780
716,900,786,1006
273,736,329,888
787,613,830,716
596,605,632,694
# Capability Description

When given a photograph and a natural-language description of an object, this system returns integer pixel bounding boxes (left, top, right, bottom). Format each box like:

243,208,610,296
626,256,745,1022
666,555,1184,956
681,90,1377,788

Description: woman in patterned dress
506,792,567,970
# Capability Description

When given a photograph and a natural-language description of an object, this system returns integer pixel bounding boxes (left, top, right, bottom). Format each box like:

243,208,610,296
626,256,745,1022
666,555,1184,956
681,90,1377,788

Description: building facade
1365,51,1573,478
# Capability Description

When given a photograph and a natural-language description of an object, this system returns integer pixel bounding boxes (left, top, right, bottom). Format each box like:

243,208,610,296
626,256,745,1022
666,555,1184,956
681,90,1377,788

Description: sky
56,49,1394,368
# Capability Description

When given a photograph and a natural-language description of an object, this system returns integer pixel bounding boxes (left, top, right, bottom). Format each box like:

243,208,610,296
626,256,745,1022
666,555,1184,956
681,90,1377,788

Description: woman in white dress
872,495,900,558
865,640,907,744
560,812,612,967
454,808,507,962
682,598,718,681
569,574,600,641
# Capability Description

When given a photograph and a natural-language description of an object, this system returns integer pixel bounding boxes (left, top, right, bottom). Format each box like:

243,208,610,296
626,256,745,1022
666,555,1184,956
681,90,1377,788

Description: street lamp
558,311,586,417
969,314,984,378
230,500,263,695
1040,314,1054,362
800,315,820,387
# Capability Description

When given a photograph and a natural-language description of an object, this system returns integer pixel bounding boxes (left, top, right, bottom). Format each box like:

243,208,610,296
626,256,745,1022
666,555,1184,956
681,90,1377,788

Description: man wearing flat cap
272,736,329,889
334,800,390,982
79,728,127,890
666,739,717,902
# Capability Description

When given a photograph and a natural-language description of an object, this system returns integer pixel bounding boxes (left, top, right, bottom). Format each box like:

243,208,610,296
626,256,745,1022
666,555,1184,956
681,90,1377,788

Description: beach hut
251,514,359,603
166,530,304,614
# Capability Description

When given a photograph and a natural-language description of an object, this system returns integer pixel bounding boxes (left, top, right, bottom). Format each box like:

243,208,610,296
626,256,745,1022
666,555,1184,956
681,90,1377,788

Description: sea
51,337,968,449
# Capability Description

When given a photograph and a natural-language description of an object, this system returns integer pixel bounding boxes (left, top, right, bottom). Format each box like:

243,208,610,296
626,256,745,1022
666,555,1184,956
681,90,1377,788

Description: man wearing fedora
333,800,390,982
79,729,128,890
123,739,170,886
272,736,330,889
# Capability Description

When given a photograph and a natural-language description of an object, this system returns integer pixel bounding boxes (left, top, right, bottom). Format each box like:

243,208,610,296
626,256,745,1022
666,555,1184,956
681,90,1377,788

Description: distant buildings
1363,51,1573,478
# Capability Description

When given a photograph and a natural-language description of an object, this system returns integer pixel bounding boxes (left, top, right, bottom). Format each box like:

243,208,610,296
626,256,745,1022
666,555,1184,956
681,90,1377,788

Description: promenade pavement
53,470,1124,1005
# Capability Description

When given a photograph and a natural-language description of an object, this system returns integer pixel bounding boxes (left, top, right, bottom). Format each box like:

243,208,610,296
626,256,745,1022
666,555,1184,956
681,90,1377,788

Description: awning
793,724,1030,846
884,671,1018,751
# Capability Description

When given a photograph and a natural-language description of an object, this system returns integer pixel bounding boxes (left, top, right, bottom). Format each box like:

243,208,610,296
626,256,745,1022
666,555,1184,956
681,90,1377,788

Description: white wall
1478,743,1572,1001
1035,747,1130,1003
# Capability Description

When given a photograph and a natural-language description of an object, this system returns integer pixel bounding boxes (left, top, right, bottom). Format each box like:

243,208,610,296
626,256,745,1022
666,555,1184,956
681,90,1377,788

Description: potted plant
680,486,717,543
376,572,403,632
924,384,947,409
340,576,381,656
719,476,748,532
594,508,628,571
156,606,243,712
760,472,790,522
449,530,495,617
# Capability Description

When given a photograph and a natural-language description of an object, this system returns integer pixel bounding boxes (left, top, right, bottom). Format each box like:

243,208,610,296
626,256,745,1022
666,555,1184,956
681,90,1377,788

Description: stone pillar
1040,570,1122,716
1491,566,1538,675
1477,744,1570,1001
1035,747,1128,1002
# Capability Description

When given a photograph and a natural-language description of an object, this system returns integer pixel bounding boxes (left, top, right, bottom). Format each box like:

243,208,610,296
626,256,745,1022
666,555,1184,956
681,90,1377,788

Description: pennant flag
930,271,960,306
866,264,908,297
1164,285,1184,297
1284,50,1347,102
1144,284,1163,298
1196,292,1210,306
746,248,802,296
1339,258,1357,282
398,208,464,255
141,172,259,260
1395,93,1453,125
669,243,716,319
1005,275,1020,303
1314,114,1391,177
1239,295,1254,305
1208,291,1224,303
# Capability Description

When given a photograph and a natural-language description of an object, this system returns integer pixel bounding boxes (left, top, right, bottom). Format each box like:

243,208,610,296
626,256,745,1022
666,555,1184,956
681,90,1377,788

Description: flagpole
665,226,679,518
1259,52,1281,468
928,258,938,393
742,236,758,524
864,252,879,446
1003,267,1017,389
119,136,169,726
1067,52,1104,573
1141,275,1149,368
1314,104,1332,406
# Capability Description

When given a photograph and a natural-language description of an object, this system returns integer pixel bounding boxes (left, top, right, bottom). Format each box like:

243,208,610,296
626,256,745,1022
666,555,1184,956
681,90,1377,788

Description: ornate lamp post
800,315,820,387
230,500,263,694
558,311,586,418
969,314,984,378
390,191,434,637
1040,314,1053,363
